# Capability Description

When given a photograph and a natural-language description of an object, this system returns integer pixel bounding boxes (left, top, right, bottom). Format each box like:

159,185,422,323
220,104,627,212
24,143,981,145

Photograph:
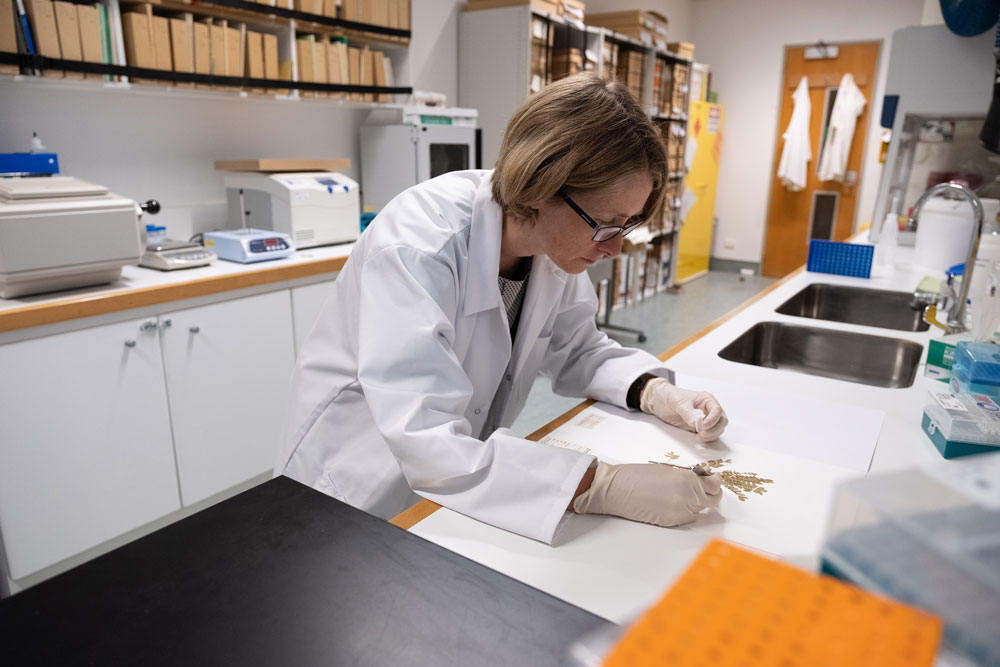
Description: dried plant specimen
665,451,680,460
652,457,774,502
719,470,774,502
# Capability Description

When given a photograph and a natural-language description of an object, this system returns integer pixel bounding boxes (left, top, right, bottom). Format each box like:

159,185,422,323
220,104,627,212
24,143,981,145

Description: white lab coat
777,76,812,192
276,170,672,543
817,73,867,182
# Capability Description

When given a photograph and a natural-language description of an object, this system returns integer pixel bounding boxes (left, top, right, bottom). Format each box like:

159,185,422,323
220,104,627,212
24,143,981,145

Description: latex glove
640,378,728,442
573,461,722,527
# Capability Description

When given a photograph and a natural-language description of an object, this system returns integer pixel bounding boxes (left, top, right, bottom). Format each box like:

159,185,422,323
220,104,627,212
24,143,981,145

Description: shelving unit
459,3,694,312
2,0,412,99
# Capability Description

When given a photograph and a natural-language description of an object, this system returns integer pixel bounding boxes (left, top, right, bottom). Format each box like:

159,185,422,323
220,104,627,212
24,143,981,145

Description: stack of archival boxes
297,0,407,101
588,10,668,105
11,0,109,79
112,0,407,97
119,2,280,90
466,0,584,20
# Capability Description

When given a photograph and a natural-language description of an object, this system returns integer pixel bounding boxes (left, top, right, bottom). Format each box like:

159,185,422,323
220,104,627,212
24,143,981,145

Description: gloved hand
573,461,722,527
639,378,728,442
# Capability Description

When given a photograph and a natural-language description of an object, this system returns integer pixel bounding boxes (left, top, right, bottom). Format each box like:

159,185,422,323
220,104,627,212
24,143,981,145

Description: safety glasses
557,189,646,243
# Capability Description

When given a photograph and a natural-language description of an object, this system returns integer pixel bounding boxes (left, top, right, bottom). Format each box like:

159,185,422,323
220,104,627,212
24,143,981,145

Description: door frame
759,39,883,277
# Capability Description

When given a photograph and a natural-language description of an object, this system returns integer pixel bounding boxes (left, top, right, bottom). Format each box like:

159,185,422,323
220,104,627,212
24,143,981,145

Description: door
677,101,724,282
762,42,880,278
160,290,295,506
0,319,181,580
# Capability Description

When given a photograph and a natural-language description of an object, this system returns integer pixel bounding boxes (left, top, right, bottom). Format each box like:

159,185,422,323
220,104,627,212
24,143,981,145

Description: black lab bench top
0,476,604,666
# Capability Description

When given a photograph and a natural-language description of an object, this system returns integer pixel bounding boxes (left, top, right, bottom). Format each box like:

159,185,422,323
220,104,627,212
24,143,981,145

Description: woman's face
528,171,654,275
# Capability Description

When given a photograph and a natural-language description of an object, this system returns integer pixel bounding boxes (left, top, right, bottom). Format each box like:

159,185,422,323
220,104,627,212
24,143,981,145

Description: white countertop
0,242,356,315
408,245,965,624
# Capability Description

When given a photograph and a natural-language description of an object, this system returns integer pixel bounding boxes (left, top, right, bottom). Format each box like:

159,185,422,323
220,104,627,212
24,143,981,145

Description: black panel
0,477,603,666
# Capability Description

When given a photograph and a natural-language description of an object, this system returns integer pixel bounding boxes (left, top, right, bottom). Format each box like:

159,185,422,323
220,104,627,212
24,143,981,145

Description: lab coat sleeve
542,272,672,407
357,245,594,544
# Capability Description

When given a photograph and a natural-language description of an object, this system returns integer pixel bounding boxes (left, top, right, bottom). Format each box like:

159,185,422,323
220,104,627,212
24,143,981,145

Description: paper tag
924,454,1000,510
934,392,967,411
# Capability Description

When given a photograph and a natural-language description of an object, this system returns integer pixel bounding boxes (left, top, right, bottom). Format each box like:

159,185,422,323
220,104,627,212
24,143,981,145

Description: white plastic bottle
966,198,1000,330
874,212,898,272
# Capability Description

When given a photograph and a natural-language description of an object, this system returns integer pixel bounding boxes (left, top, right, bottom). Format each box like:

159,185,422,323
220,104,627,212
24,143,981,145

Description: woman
277,72,728,543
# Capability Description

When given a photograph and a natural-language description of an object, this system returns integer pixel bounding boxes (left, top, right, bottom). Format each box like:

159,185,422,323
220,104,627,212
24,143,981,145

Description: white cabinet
0,289,297,583
0,318,181,580
162,290,295,506
290,280,335,354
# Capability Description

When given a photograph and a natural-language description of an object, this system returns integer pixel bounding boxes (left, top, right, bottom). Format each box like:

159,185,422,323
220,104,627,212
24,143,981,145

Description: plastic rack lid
924,391,1000,446
952,341,1000,387
806,239,874,278
603,538,942,667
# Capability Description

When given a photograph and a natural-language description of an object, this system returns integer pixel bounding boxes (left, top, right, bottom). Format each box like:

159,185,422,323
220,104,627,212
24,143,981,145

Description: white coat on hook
817,73,867,182
777,77,812,192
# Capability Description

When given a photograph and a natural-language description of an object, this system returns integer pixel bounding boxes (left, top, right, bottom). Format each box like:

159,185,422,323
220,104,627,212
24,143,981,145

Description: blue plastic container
806,240,874,278
950,341,1000,400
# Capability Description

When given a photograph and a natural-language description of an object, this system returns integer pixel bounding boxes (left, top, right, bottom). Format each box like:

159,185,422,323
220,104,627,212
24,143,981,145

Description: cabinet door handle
189,326,200,334
159,319,172,329
125,340,137,348
140,321,157,331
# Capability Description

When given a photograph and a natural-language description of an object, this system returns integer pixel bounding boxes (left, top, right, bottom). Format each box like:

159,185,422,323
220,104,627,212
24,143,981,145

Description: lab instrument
140,240,216,271
202,229,293,264
222,171,359,249
0,176,143,298
360,105,480,212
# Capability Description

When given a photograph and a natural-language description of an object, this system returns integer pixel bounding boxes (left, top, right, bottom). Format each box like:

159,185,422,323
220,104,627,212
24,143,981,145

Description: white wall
585,0,694,43
410,0,461,103
691,0,926,264
0,0,460,241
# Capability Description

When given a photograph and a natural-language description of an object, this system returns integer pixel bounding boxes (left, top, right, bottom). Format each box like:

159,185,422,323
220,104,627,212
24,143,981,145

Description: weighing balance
140,240,217,271
203,228,294,264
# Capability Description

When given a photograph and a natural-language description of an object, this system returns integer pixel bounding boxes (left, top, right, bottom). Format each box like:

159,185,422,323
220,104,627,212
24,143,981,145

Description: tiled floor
509,270,777,437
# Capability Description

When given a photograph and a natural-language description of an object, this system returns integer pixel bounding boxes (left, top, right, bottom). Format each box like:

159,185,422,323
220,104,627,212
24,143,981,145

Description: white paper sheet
411,402,864,623
674,373,884,472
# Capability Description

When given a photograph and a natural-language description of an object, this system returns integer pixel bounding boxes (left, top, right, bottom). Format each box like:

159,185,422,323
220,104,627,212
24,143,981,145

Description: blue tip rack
807,240,874,278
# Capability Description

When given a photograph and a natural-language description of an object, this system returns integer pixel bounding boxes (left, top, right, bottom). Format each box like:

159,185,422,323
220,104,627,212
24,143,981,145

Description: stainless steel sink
775,283,930,332
718,321,923,388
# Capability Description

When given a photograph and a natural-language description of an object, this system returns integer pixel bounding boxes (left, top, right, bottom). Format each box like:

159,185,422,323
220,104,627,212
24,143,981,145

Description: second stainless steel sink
718,321,923,388
775,283,930,332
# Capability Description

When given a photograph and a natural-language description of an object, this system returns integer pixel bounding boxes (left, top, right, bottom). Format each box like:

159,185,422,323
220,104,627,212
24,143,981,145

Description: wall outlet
722,237,736,250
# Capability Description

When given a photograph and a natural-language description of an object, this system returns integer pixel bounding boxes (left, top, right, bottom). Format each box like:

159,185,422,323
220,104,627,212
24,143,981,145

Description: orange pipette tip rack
602,539,943,667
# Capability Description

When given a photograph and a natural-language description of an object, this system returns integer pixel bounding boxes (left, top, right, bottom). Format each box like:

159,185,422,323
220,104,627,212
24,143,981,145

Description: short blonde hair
492,72,667,224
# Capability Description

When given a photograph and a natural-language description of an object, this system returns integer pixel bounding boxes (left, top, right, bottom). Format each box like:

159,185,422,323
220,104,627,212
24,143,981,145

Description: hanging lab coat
777,76,812,191
817,73,867,182
276,170,673,544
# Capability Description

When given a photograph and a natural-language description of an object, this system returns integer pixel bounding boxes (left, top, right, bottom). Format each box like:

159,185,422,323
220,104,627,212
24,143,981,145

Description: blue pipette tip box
807,240,874,278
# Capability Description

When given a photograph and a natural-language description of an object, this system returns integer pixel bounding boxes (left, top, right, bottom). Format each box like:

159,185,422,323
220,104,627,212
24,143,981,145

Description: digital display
249,238,289,253
314,177,337,186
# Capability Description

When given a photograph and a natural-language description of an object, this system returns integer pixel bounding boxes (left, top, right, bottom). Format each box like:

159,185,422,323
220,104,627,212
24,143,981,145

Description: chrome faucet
909,181,986,333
